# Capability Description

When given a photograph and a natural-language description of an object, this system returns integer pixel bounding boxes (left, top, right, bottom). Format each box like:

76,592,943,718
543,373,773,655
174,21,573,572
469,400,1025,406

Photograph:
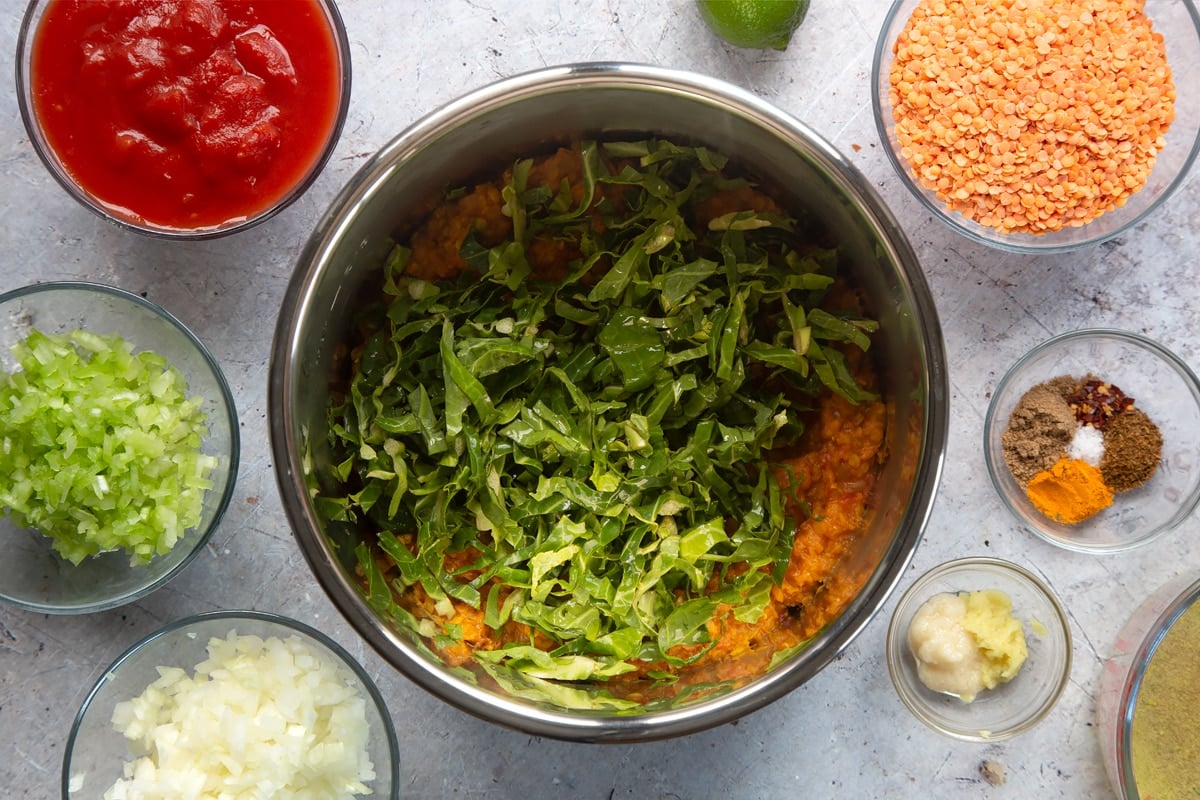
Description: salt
1068,424,1105,466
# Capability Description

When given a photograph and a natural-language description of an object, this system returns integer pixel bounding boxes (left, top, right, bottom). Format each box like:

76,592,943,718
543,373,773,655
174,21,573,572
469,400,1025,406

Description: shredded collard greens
323,138,878,705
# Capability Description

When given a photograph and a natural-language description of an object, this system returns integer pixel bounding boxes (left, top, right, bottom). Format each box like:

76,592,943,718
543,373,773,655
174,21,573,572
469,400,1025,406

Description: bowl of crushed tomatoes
269,63,949,742
17,0,351,239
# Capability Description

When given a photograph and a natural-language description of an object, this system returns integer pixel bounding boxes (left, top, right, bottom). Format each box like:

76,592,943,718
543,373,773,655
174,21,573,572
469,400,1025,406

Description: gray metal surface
4,1,1200,797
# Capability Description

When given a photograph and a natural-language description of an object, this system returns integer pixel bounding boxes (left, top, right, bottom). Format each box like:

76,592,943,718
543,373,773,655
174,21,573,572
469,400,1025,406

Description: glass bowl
984,329,1200,553
886,557,1072,742
871,0,1200,253
1098,574,1200,800
63,610,400,799
15,0,352,239
0,282,239,613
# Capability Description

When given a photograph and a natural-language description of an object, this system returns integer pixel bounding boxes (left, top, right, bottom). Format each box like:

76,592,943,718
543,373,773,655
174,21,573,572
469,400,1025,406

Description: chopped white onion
103,630,377,800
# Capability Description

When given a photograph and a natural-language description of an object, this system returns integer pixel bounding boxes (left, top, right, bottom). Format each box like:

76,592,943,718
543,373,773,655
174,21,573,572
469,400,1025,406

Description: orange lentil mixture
384,373,887,701
888,0,1176,234
361,147,889,700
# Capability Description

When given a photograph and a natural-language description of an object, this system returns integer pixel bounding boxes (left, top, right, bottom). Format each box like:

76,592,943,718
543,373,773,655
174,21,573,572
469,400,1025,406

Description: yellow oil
1131,600,1200,800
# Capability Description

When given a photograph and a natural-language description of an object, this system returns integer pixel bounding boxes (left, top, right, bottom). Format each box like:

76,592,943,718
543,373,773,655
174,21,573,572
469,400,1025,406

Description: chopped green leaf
0,329,216,564
326,137,879,708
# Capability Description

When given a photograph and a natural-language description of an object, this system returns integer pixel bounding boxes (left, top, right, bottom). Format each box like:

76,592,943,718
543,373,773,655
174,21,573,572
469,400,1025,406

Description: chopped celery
0,329,216,565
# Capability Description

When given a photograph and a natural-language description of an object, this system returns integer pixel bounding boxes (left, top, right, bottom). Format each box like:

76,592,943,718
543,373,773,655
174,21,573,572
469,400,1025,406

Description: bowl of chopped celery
63,610,400,799
270,63,948,741
0,282,238,614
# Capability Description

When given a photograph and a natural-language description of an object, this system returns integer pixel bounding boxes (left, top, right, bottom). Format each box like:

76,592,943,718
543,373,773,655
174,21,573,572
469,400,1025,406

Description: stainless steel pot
269,63,948,742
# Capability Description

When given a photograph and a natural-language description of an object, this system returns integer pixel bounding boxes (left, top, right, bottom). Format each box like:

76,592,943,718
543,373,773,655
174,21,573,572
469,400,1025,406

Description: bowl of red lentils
983,329,1200,552
872,0,1200,253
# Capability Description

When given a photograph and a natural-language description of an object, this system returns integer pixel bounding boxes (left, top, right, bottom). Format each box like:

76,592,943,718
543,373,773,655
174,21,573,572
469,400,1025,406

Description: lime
696,0,810,51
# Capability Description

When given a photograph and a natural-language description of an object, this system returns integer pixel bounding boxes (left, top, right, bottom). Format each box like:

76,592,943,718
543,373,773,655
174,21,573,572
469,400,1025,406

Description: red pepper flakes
1066,379,1134,431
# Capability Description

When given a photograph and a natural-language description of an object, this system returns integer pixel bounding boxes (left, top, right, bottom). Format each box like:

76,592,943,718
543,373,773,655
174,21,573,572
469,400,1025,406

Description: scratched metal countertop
3,2,1200,798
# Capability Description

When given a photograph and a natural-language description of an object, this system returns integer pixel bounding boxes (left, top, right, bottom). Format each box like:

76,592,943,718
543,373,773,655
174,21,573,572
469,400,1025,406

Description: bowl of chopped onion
63,610,400,799
0,282,238,613
872,0,1200,253
270,63,948,741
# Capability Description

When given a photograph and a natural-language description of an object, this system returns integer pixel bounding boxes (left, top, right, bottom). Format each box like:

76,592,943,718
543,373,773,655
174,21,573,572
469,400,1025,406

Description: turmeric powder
1026,456,1113,524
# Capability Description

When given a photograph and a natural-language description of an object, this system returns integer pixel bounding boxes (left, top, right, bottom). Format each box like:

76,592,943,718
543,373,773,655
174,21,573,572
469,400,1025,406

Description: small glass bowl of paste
984,329,1200,552
886,557,1072,741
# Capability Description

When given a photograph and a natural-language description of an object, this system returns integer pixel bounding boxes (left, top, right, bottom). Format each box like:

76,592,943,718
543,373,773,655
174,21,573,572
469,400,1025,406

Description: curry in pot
321,139,888,709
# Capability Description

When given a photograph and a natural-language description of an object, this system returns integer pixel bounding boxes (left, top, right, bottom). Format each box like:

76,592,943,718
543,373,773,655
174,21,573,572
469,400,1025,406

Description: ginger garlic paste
907,590,1028,702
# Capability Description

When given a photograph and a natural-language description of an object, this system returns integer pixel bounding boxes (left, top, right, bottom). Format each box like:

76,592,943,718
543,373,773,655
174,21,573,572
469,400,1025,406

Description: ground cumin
888,0,1176,234
1026,455,1113,524
1101,406,1163,492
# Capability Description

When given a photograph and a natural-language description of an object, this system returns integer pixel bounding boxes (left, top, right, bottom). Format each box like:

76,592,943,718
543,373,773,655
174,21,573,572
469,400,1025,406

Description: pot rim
268,62,949,742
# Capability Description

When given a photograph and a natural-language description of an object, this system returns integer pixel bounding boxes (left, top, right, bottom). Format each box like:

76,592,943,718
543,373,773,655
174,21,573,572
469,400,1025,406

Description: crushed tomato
29,0,344,232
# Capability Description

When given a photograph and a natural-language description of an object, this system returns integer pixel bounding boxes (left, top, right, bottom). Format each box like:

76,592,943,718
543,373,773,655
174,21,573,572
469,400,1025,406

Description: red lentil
888,0,1176,234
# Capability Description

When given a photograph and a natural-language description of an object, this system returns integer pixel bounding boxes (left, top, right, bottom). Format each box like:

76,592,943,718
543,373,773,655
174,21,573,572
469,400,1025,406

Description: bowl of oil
1098,574,1200,799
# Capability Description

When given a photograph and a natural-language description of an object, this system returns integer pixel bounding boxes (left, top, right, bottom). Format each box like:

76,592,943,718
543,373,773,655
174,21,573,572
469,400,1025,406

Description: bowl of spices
1097,574,1200,800
885,557,1072,742
871,0,1200,253
984,329,1200,552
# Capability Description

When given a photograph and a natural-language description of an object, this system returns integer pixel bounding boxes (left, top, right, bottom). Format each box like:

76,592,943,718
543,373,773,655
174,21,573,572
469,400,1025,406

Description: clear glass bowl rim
1113,576,1200,799
61,609,402,799
0,280,240,613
